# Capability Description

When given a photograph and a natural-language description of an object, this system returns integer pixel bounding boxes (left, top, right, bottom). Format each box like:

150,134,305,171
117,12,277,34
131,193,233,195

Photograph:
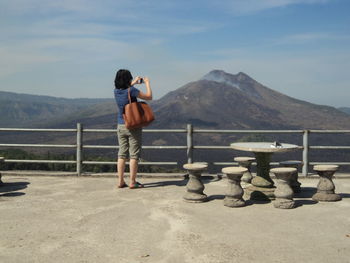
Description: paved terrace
1,173,350,263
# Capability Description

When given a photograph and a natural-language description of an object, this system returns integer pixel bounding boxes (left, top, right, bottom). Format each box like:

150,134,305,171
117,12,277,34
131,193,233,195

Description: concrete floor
0,174,350,263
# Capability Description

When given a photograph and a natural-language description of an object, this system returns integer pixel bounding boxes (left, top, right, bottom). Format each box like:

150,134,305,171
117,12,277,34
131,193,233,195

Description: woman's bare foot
117,181,128,188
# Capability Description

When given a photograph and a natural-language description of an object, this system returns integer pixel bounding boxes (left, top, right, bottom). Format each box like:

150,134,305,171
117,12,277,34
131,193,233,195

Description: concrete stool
270,167,297,209
0,157,4,185
183,163,208,203
234,157,255,184
312,165,341,202
222,167,247,207
279,160,302,193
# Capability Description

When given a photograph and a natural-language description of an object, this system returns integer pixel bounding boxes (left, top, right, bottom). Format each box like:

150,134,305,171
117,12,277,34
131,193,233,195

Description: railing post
302,129,309,176
76,123,83,176
187,124,193,164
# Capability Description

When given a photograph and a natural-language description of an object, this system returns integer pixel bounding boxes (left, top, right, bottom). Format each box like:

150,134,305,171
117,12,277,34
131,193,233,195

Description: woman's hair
114,69,133,90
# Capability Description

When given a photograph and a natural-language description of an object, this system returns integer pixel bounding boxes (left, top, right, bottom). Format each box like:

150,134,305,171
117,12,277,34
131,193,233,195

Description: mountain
338,107,350,115
150,70,350,130
0,91,112,127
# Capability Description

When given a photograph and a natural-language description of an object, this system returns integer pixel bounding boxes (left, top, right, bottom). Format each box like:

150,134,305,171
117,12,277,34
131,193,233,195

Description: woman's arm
137,77,153,101
130,76,142,86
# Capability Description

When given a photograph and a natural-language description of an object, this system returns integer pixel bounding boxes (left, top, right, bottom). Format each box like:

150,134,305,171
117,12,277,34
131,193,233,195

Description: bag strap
127,87,131,103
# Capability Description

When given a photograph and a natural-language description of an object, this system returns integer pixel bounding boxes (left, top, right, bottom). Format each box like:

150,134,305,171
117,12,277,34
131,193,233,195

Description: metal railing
1,123,350,176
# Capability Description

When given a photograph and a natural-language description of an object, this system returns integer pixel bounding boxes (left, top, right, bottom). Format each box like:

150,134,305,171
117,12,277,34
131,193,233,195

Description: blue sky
0,0,349,107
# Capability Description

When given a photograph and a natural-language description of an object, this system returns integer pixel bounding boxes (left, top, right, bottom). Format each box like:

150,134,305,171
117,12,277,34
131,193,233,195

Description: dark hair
114,69,133,90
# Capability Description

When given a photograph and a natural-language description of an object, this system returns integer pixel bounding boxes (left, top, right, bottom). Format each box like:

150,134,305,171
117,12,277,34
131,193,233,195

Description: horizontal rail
310,146,350,150
83,129,187,133
0,128,76,132
142,129,187,133
143,146,187,149
83,145,118,149
309,162,350,165
1,128,350,134
83,145,187,150
0,144,76,148
83,129,116,133
309,130,350,133
5,159,76,164
82,161,178,165
213,162,280,166
193,129,304,134
194,146,232,149
194,146,304,150
213,162,237,166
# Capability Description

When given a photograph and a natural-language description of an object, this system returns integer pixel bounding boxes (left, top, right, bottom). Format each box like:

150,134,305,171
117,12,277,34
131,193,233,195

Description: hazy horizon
1,0,349,107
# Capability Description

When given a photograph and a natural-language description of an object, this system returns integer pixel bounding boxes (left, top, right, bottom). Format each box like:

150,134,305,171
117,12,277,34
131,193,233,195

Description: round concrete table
230,142,299,201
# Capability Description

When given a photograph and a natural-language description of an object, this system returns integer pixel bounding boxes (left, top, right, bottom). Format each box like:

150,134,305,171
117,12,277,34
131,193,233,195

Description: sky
0,0,349,107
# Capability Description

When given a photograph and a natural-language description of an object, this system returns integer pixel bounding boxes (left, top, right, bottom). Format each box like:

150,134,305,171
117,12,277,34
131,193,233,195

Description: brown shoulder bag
123,88,155,129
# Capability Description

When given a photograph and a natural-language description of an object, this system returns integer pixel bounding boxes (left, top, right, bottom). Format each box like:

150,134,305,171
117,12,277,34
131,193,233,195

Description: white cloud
224,0,330,15
274,32,350,45
0,47,61,78
0,0,219,80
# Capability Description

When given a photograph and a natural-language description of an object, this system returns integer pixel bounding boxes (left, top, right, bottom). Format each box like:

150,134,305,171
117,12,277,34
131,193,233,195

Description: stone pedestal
279,160,302,193
0,157,4,185
270,167,296,209
222,167,247,207
312,165,341,202
183,163,208,203
234,157,255,185
247,152,275,201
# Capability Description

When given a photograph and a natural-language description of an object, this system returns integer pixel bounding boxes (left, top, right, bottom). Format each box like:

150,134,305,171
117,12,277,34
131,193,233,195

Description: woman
114,69,153,189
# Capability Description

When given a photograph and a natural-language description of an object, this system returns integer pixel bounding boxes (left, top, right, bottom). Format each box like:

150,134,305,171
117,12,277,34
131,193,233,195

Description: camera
139,78,144,84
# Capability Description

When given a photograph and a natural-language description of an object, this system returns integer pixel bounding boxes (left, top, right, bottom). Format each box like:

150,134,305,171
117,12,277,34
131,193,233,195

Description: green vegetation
0,149,76,171
0,149,181,173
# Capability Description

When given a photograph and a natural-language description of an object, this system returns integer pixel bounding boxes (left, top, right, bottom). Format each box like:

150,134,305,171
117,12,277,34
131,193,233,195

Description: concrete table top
222,166,248,175
313,165,339,172
280,160,302,165
234,157,255,162
270,167,297,174
183,163,208,171
230,142,299,153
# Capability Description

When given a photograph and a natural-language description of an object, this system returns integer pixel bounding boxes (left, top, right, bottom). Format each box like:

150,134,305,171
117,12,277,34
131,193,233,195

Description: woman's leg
117,125,129,187
117,158,126,186
128,128,142,187
129,158,138,185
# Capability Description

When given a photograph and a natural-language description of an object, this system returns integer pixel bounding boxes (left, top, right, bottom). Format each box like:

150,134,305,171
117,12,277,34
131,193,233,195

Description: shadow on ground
294,187,317,198
143,179,188,188
0,181,30,198
294,199,318,207
207,194,225,201
143,175,222,188
340,193,350,198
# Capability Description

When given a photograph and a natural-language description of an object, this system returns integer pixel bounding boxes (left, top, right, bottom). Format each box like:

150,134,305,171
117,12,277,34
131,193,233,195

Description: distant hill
339,107,350,115
0,91,112,127
2,70,350,136
21,70,349,131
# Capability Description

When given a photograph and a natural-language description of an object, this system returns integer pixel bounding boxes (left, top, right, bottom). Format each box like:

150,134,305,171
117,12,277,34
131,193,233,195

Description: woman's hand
143,77,150,84
131,76,142,86
137,76,152,100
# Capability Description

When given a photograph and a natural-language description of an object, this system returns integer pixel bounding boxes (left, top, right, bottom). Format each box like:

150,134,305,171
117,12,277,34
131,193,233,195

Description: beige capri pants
117,124,142,160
